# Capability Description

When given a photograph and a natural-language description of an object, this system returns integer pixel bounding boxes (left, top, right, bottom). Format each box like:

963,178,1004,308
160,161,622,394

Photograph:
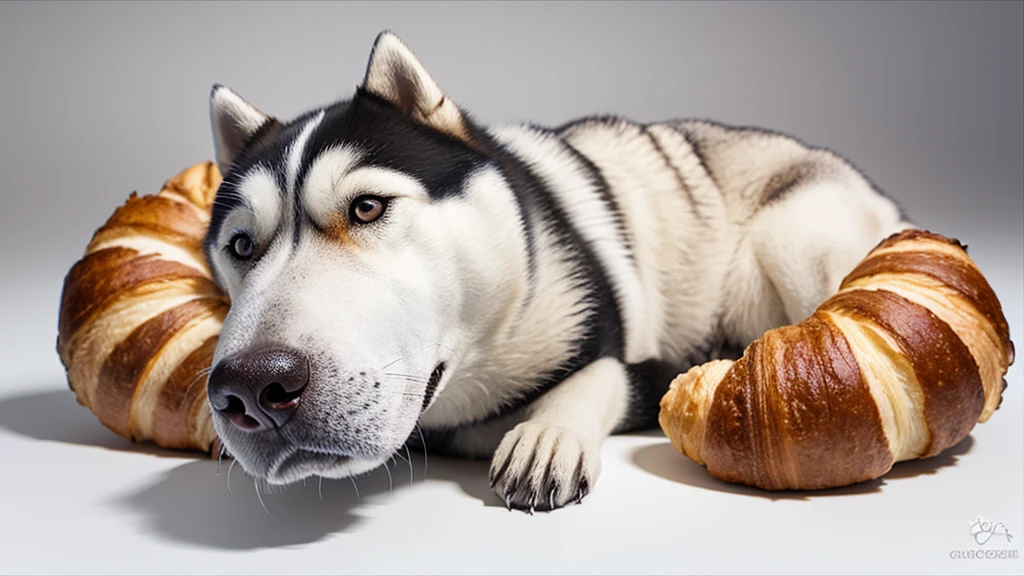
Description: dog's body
204,32,910,511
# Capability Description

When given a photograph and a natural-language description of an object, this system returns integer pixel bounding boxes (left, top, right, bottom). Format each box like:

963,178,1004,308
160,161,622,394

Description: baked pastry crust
57,162,227,452
660,230,1014,490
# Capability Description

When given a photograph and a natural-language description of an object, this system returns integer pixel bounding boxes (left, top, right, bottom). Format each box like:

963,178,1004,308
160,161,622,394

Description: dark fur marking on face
297,91,486,202
205,109,325,278
207,90,491,256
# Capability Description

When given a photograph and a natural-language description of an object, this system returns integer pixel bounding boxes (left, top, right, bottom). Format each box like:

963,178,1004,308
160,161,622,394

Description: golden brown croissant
57,162,227,453
659,229,1014,490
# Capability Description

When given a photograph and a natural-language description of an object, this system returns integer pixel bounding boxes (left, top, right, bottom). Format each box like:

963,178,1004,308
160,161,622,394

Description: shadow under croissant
0,388,187,458
631,434,975,500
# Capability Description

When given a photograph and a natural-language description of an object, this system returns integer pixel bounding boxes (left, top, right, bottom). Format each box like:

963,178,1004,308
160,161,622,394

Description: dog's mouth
266,447,352,484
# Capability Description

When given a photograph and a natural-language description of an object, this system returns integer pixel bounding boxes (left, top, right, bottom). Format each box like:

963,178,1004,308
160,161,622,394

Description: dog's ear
362,31,467,140
210,85,273,174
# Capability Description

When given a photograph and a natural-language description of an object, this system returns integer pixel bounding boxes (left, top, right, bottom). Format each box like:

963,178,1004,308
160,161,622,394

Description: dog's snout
208,345,310,430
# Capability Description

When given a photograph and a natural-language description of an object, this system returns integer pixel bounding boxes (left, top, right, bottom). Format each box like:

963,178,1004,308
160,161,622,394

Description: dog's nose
207,345,310,430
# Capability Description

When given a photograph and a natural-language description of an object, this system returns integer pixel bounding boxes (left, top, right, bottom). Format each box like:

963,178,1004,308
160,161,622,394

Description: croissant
56,162,227,453
659,229,1014,490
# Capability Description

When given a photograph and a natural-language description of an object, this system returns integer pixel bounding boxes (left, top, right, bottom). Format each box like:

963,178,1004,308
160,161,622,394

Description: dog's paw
488,422,600,513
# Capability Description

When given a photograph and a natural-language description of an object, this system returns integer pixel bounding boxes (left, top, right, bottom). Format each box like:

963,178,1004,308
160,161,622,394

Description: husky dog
204,31,909,511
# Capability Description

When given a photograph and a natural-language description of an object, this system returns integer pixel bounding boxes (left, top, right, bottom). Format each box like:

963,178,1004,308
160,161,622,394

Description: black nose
207,344,310,430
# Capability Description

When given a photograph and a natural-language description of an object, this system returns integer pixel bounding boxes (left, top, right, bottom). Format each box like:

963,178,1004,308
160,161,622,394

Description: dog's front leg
489,357,628,512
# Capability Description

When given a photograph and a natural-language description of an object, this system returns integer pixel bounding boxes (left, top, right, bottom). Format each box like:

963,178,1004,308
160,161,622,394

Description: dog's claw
490,423,599,512
527,491,539,515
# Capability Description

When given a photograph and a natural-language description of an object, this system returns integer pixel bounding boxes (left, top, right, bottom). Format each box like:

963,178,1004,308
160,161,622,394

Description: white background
1,2,1021,574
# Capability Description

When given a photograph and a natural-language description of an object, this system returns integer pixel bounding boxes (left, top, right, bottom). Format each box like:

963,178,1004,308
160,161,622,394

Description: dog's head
203,32,527,483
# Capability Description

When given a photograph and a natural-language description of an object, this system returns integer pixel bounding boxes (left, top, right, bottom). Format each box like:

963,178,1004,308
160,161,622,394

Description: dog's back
471,117,907,430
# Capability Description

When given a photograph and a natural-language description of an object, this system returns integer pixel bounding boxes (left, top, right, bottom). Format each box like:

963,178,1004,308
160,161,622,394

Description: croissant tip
879,229,971,257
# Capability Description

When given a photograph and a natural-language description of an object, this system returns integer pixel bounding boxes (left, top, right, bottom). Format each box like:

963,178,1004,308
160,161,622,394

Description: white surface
0,260,1021,575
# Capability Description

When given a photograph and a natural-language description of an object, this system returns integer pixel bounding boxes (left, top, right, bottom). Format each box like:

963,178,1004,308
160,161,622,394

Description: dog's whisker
384,378,429,386
176,367,213,410
383,460,393,495
386,383,429,391
399,321,433,346
227,458,237,495
384,372,428,380
383,377,430,388
255,479,270,516
396,319,457,356
415,423,429,480
379,356,405,370
217,443,226,474
350,477,360,501
404,444,414,484
379,389,426,398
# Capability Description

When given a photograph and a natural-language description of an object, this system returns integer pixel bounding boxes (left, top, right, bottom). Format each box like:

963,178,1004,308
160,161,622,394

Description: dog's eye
229,232,255,259
351,195,387,224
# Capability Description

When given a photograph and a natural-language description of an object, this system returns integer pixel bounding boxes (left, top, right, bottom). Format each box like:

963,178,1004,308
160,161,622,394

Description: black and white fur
205,31,911,511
